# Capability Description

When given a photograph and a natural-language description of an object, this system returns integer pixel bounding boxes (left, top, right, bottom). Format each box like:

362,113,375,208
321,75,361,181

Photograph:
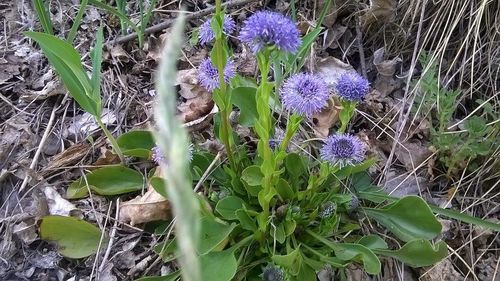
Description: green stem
96,118,125,164
255,50,275,232
280,114,302,153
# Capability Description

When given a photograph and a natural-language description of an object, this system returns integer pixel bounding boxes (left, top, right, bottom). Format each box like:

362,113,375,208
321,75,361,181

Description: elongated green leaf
215,196,245,220
32,0,54,35
67,0,89,44
197,216,235,255
374,240,448,267
307,230,381,274
363,196,442,242
117,130,156,158
40,215,105,258
231,87,258,127
199,250,237,281
67,166,144,198
25,32,98,116
235,209,257,231
90,26,104,105
358,191,500,232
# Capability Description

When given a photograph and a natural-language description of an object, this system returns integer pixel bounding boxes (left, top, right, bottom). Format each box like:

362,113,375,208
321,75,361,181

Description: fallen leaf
119,167,170,225
235,45,257,76
383,169,427,197
43,186,78,216
43,142,91,176
361,0,397,28
419,259,462,281
92,147,121,167
373,47,401,77
312,99,340,138
13,221,38,244
316,57,354,89
394,140,433,171
66,109,117,137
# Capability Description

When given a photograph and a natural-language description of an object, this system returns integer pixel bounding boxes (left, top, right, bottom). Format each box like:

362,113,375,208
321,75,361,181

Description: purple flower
199,15,236,45
151,144,194,165
239,11,301,54
320,134,365,167
280,73,329,116
198,58,236,92
335,72,370,101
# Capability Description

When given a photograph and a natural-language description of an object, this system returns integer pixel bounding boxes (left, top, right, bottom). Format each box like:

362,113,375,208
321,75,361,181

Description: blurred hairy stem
96,118,125,164
154,12,201,281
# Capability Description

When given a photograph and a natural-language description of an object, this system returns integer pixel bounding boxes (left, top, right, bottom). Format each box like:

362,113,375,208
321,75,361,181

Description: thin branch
111,0,259,45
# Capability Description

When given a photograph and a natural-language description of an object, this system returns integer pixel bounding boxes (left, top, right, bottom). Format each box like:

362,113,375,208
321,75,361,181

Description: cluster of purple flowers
196,10,369,167
198,58,236,92
199,15,236,45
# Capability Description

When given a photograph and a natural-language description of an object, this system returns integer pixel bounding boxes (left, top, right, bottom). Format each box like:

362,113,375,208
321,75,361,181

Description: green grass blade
25,32,99,116
90,26,104,111
32,0,54,35
67,0,89,44
153,13,201,281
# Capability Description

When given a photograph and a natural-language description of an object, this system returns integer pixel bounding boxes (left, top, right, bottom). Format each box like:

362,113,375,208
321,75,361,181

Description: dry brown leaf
93,147,121,167
235,45,257,76
312,99,340,138
419,259,462,281
316,57,354,89
394,140,433,171
373,47,401,77
175,68,216,128
119,167,170,225
42,186,77,216
43,142,90,175
361,0,397,28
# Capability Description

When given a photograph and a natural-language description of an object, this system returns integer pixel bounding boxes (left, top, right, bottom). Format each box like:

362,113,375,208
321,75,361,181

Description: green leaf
117,130,155,158
272,247,301,268
363,196,442,242
90,26,104,104
67,166,144,198
150,176,168,198
307,230,380,274
241,165,263,187
285,153,307,177
198,216,236,255
199,250,237,281
215,196,246,220
32,0,54,35
357,235,388,250
88,0,141,36
358,191,500,232
464,116,488,136
40,215,105,258
333,243,381,275
231,87,258,127
336,158,377,179
276,178,295,201
235,209,257,231
374,240,448,267
25,32,99,116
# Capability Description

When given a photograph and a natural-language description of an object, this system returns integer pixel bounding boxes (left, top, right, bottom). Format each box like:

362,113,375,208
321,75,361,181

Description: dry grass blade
153,12,201,281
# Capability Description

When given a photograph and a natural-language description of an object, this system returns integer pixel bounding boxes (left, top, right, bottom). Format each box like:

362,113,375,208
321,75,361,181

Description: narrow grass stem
96,118,125,164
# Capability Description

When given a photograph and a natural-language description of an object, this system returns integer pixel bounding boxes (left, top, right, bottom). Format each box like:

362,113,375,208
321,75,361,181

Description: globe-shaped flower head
152,144,194,165
335,72,370,101
198,58,236,92
199,15,236,45
280,73,329,116
239,11,301,54
320,134,365,167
